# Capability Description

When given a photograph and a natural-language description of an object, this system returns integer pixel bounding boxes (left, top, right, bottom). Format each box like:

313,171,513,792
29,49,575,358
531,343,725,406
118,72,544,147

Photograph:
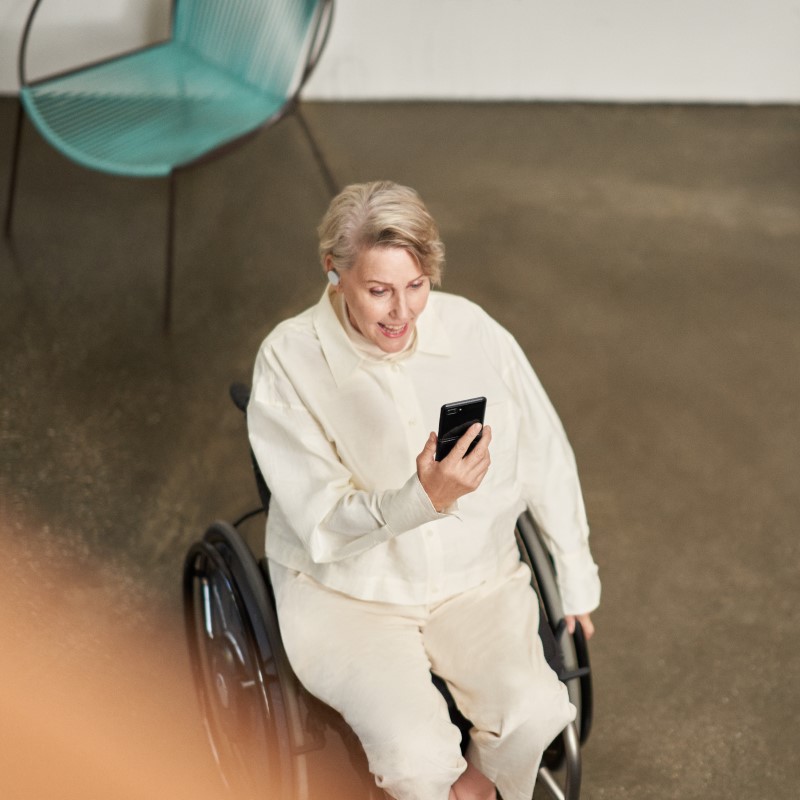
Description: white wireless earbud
327,270,340,286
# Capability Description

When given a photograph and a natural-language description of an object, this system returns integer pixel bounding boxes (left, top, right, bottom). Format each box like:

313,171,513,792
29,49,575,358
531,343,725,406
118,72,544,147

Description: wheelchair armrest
228,382,272,512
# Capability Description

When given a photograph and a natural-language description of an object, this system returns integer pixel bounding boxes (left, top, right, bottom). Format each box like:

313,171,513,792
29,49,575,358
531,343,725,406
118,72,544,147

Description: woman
248,181,600,800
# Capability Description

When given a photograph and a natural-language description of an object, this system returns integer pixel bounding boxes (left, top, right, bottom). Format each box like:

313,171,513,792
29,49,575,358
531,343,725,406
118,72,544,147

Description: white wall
1,0,799,102
0,0,168,90
305,0,800,103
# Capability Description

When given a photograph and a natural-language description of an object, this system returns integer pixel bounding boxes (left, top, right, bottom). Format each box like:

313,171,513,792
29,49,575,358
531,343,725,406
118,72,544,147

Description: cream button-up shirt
248,288,600,615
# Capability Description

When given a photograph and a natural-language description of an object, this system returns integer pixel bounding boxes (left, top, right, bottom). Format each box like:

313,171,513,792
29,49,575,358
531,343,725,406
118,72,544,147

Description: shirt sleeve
501,330,601,616
247,345,448,565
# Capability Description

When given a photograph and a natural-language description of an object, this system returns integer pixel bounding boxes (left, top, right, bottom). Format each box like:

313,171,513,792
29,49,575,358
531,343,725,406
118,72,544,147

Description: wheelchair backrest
230,382,272,512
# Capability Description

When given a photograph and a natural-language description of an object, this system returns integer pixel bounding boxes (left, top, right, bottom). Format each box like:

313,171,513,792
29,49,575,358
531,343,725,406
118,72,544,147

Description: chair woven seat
22,42,286,177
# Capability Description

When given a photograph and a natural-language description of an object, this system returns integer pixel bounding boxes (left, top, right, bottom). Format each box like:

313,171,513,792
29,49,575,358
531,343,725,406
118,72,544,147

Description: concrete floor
1,97,799,799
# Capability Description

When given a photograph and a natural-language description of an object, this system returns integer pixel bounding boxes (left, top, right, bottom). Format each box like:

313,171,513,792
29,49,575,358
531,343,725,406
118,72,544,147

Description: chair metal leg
163,170,176,333
4,98,24,238
294,105,339,197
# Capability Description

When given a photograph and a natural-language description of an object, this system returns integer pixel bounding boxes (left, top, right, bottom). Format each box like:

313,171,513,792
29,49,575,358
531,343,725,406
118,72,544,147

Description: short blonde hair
318,181,445,285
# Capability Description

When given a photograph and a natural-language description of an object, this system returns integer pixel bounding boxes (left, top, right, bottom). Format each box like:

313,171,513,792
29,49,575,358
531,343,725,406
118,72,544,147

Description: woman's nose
391,292,409,319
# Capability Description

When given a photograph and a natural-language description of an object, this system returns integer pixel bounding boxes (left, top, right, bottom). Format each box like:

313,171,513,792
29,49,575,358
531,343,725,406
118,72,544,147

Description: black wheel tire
183,521,298,799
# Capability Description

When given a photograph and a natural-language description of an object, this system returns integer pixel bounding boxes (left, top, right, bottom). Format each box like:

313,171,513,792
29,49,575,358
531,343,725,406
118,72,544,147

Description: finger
464,440,491,478
416,434,438,477
565,614,595,640
445,422,483,461
461,426,491,475
458,435,491,488
466,424,492,458
421,432,437,458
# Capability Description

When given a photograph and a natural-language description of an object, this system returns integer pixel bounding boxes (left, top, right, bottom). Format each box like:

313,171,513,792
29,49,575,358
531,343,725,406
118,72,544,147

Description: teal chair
4,0,337,330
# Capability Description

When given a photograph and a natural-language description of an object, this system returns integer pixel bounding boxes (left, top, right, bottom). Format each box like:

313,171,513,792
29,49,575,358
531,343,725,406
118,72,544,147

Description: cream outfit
271,560,574,800
247,287,600,800
248,288,600,613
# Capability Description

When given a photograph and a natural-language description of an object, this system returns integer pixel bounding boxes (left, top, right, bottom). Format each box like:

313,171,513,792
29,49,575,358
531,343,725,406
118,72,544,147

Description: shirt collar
312,288,452,387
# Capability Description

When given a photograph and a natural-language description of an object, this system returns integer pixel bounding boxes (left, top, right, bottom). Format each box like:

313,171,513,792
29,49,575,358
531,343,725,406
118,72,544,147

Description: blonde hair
317,181,445,285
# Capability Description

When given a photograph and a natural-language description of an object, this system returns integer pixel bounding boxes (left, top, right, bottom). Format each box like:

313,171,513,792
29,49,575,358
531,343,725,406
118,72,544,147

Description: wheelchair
182,383,593,800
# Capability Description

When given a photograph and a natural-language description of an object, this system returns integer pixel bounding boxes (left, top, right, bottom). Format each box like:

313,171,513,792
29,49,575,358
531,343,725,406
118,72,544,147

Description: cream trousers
270,560,575,800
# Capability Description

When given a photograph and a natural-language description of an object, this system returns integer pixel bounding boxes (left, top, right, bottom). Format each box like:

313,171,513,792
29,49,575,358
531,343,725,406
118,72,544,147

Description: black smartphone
435,396,487,461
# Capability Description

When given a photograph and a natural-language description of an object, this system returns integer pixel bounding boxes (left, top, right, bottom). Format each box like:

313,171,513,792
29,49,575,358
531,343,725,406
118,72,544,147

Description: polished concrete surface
1,97,799,798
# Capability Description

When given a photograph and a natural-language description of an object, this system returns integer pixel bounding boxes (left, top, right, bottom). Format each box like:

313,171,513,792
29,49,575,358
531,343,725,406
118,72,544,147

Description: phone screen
435,396,487,461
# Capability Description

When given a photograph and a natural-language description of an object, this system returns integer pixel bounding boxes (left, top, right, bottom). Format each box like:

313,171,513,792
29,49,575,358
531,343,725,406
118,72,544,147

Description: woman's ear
323,255,340,287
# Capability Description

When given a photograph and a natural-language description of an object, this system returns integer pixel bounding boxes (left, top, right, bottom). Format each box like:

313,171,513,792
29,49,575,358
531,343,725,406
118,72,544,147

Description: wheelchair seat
182,383,593,800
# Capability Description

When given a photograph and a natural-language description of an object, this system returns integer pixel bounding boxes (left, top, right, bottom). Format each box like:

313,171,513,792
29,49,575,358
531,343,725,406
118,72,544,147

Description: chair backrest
174,0,323,97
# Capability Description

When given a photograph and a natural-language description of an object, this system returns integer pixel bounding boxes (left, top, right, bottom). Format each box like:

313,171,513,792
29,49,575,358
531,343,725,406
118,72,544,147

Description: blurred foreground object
0,519,227,800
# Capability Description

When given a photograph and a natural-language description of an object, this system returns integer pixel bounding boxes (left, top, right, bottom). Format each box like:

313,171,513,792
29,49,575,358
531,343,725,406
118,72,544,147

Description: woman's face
331,247,431,353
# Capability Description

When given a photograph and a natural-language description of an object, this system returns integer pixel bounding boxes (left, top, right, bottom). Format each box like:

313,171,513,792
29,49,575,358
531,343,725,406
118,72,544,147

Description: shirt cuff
381,474,456,534
552,545,601,616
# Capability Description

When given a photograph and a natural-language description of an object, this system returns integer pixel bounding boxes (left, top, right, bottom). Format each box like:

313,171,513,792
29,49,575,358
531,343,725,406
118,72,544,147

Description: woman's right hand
416,424,492,512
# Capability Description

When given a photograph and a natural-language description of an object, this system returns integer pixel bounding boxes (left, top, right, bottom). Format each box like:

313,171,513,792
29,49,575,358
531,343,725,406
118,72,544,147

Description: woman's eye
410,281,424,289
370,288,388,297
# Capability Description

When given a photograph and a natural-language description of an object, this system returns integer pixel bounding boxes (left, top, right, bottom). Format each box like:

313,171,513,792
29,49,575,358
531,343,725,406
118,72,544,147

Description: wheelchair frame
182,383,593,800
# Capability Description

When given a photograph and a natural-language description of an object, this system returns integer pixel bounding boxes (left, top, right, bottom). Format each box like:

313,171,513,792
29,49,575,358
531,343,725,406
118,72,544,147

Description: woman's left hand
565,613,595,640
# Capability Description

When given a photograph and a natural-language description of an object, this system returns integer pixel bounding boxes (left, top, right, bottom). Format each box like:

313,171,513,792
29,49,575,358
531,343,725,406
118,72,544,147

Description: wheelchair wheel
183,520,310,800
515,512,593,775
